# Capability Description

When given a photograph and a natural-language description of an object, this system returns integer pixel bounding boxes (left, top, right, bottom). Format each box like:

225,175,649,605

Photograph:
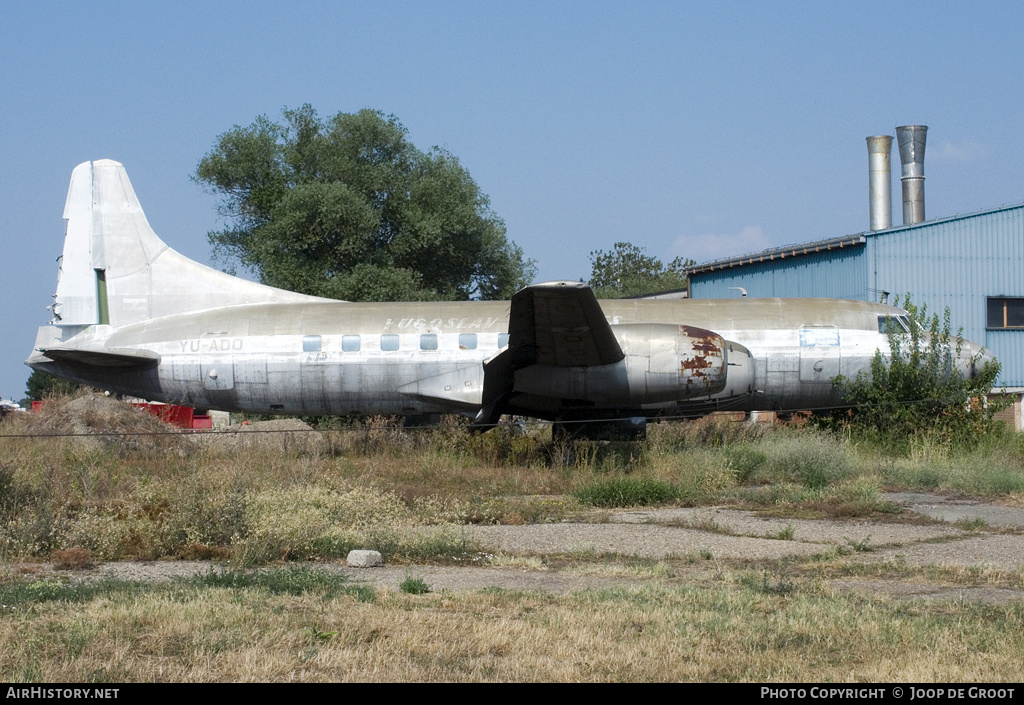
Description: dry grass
0,396,479,562
1,396,1022,563
1,570,1022,682
49,548,94,570
4,398,1024,681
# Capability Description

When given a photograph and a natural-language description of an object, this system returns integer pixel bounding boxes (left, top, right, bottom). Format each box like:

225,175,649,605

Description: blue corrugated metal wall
870,206,1024,387
689,246,867,300
688,204,1024,386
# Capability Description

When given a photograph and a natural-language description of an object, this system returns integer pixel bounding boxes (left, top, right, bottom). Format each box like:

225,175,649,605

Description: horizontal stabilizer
39,346,161,368
398,365,484,409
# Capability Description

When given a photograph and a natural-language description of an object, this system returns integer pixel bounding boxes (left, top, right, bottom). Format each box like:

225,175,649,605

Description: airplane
26,160,991,439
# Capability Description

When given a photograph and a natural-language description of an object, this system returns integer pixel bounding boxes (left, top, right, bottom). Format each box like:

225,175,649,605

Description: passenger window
459,333,477,350
302,335,321,352
498,333,510,349
381,334,399,351
420,334,438,351
342,335,361,352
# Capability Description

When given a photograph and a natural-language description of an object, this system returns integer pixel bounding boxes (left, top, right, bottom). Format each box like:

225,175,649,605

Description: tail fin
52,160,325,328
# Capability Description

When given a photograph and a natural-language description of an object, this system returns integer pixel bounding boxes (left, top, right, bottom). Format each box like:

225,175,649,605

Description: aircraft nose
966,341,996,378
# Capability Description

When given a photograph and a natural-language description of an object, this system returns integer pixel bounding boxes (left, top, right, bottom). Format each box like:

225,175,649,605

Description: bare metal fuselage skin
26,160,988,423
32,298,908,416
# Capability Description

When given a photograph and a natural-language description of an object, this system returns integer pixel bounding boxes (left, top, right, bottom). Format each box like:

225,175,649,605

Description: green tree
23,370,81,404
816,295,1004,451
196,105,534,301
587,242,693,298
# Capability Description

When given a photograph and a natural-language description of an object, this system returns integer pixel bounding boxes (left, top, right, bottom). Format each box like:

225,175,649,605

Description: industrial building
685,126,1023,430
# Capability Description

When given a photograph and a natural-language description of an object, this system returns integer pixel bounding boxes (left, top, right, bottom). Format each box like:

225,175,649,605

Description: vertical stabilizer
50,160,328,329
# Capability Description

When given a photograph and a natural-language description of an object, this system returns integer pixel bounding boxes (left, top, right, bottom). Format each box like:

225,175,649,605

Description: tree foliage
816,296,1004,451
196,105,534,301
23,370,81,404
587,242,693,298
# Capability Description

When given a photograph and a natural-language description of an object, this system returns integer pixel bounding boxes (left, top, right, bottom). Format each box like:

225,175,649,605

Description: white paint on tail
52,160,329,328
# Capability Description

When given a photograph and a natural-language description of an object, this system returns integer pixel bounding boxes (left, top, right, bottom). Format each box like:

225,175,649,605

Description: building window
420,334,438,351
987,297,1024,329
381,334,399,351
459,333,477,350
342,335,360,352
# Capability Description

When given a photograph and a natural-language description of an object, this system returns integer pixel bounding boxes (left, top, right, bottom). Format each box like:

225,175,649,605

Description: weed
0,577,144,607
764,434,854,489
680,514,735,536
304,626,338,641
767,523,796,541
954,517,988,531
846,536,873,553
724,445,768,483
400,574,430,594
573,476,678,507
562,544,595,560
740,569,796,595
466,496,577,524
184,566,373,601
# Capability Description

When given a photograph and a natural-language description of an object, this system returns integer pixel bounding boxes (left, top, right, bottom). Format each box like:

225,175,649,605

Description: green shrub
816,295,1005,453
573,476,678,507
399,574,430,594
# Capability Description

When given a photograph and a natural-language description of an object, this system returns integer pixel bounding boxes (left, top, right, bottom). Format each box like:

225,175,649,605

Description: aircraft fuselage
30,296,952,419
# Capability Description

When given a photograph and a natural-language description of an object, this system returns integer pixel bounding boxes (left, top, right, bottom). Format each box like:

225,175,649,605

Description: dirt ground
33,491,1024,605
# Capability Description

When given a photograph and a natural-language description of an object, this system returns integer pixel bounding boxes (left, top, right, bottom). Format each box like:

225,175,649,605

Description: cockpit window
877,315,910,334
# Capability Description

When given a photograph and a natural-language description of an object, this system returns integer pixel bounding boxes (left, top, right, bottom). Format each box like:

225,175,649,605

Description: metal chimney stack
896,125,927,225
866,135,892,231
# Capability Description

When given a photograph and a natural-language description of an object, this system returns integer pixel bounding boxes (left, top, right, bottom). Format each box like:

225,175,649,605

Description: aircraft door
798,326,840,383
235,355,269,405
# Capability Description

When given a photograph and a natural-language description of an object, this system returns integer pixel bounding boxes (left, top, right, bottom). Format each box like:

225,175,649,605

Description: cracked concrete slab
29,491,1024,603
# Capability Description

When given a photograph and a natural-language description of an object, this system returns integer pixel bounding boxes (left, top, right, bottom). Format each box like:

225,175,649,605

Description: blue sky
3,1,1024,400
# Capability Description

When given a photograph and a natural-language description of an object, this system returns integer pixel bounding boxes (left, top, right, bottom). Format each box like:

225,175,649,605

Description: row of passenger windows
302,333,510,353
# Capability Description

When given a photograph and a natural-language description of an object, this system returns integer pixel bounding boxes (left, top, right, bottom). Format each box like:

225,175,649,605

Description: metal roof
684,234,866,275
684,200,1024,277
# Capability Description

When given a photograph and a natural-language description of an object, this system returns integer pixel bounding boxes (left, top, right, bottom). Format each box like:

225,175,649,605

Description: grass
2,394,1024,680
184,566,375,601
2,564,1023,681
572,476,679,507
1,396,1022,564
